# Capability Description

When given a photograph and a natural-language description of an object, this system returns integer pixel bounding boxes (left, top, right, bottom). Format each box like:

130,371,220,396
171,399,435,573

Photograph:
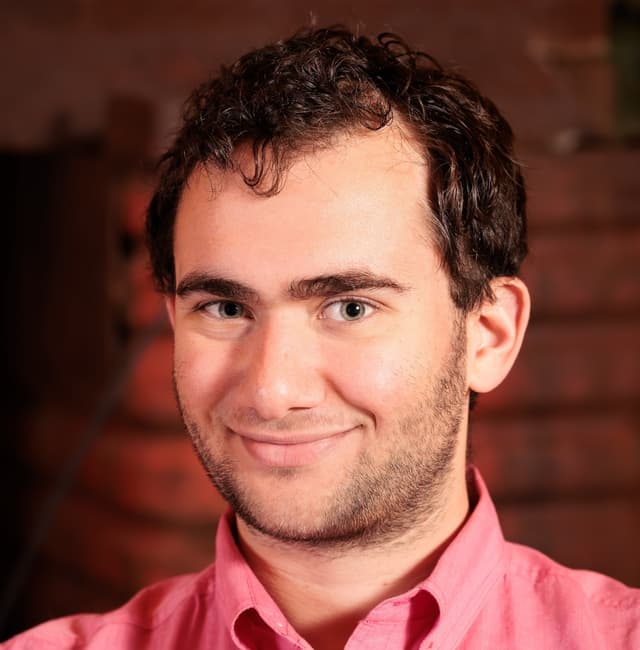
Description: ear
466,277,530,394
165,295,176,331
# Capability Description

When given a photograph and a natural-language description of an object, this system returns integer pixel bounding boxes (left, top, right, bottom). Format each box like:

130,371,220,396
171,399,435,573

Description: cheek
330,337,429,419
173,334,235,412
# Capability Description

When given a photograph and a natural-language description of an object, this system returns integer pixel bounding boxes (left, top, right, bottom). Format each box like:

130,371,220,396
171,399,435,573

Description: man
5,27,638,650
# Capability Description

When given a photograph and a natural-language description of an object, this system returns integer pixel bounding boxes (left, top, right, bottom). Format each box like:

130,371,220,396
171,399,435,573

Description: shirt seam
508,557,640,612
81,580,216,639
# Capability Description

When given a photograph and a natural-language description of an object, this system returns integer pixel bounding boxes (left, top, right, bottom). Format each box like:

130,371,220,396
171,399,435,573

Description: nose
238,313,326,420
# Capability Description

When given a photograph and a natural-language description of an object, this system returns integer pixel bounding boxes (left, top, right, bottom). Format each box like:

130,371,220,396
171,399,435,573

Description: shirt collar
417,466,507,647
214,509,303,648
214,466,506,648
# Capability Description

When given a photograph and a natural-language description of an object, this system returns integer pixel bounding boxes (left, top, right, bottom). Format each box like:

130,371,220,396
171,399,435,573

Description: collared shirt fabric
4,470,638,649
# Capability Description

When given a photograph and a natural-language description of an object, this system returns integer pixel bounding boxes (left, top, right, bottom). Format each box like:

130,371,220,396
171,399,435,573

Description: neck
235,471,469,650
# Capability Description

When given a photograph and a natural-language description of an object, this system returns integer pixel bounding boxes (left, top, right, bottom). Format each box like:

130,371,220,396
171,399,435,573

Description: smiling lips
233,428,357,467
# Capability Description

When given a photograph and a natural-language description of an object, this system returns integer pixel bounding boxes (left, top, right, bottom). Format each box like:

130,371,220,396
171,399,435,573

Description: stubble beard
175,327,468,551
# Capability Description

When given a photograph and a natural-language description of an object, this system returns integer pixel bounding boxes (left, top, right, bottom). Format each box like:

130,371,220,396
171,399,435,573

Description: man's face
169,127,470,548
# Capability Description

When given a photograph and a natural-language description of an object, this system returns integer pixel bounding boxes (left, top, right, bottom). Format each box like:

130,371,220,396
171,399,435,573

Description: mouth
230,427,358,468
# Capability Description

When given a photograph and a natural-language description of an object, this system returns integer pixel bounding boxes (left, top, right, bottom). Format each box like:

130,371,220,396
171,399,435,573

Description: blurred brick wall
474,150,640,582
2,0,638,639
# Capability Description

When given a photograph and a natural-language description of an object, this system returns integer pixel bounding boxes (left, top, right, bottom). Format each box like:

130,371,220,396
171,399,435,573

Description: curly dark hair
146,26,527,311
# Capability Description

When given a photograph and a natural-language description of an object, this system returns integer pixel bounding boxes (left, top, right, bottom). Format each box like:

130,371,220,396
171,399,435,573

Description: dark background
1,0,639,640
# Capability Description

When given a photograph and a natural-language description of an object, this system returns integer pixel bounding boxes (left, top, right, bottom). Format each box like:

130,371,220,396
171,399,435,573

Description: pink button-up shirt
4,470,638,649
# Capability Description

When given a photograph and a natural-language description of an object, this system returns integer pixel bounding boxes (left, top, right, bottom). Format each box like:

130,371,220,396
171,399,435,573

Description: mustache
220,407,361,432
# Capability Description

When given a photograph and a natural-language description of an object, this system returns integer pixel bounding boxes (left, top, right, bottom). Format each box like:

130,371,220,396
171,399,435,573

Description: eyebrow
176,269,411,302
176,273,260,302
288,271,410,300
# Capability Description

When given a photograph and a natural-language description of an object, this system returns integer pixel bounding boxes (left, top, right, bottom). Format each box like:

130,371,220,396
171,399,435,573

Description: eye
323,299,375,322
202,301,247,319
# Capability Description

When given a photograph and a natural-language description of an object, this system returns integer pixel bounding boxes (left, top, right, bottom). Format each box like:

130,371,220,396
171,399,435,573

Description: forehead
173,126,441,288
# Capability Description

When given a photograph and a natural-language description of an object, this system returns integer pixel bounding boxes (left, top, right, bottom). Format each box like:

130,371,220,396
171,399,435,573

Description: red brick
30,428,223,525
481,320,640,412
472,411,640,501
80,429,226,524
105,95,155,164
119,176,154,240
28,485,217,594
524,229,640,316
525,151,640,227
498,498,640,587
121,334,180,425
22,558,126,626
127,248,166,329
0,1,617,150
21,410,225,524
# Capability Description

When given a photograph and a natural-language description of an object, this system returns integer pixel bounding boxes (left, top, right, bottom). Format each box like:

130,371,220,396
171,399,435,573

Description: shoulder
1,565,217,649
505,541,638,608
503,541,639,644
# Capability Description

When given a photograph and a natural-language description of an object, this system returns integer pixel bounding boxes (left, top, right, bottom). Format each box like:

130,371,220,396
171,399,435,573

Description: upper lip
229,427,356,445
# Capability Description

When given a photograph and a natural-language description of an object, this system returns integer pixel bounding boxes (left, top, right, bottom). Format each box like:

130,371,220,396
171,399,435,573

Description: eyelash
196,297,379,321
